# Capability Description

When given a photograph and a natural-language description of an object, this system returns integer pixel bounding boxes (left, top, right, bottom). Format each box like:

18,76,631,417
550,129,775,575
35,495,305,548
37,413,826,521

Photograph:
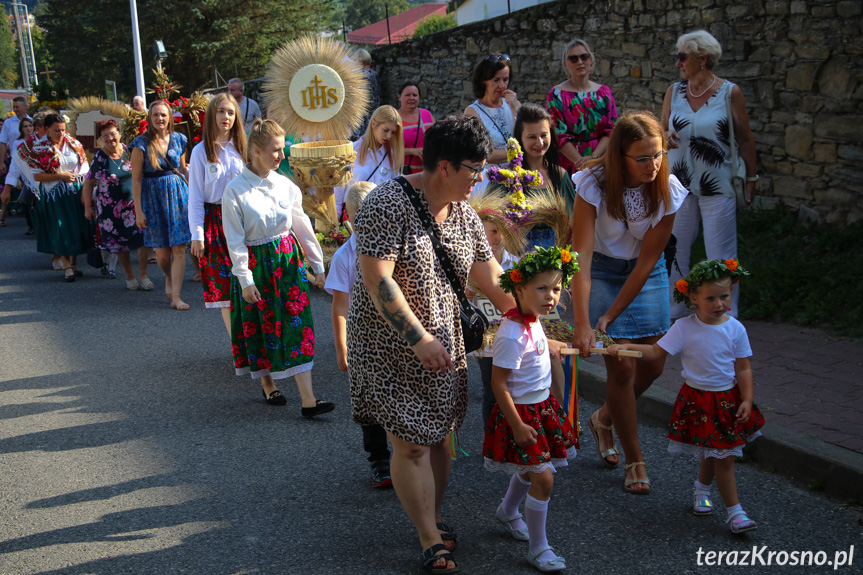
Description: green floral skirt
230,232,315,380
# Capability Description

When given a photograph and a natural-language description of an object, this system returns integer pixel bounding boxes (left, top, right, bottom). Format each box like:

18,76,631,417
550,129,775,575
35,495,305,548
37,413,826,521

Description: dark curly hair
422,114,492,171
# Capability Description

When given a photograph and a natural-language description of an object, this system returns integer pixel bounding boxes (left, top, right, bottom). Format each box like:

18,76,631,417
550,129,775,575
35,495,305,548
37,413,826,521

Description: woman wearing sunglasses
546,39,618,173
465,53,521,165
662,30,757,320
570,112,687,495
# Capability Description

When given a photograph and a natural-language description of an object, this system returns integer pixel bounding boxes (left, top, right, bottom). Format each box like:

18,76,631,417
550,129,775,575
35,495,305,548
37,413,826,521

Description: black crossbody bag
398,177,489,353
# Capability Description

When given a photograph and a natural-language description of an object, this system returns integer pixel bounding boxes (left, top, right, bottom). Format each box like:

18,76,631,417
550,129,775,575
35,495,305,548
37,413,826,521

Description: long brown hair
357,105,403,172
589,111,670,222
203,93,247,164
145,100,175,170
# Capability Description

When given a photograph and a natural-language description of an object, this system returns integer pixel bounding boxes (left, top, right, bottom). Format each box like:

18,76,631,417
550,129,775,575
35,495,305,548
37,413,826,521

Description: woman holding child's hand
570,112,687,494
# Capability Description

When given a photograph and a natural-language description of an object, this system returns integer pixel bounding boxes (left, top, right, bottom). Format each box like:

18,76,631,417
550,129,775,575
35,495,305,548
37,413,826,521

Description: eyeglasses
486,53,510,63
455,161,485,181
676,53,688,62
101,131,120,139
567,53,592,63
624,150,667,165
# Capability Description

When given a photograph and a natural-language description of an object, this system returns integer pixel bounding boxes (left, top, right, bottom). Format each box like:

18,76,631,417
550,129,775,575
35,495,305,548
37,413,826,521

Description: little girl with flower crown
483,245,579,573
608,259,765,533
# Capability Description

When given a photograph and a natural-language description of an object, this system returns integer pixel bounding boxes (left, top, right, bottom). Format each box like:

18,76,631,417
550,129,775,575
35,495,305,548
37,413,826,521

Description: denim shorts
589,252,670,340
525,227,556,251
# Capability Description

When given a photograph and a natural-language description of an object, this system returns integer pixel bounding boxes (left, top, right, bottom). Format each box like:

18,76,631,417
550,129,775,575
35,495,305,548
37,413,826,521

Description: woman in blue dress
131,100,191,310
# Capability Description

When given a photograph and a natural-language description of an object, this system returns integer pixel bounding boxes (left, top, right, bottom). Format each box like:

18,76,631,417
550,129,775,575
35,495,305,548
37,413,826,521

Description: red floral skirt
668,384,765,452
483,395,578,474
199,203,232,308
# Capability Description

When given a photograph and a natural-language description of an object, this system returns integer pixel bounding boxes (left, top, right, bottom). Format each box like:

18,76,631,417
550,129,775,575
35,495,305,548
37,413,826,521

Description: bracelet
745,175,759,182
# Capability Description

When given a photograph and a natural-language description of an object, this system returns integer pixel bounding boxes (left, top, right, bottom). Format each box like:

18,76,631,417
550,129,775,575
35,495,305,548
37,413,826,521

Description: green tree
412,12,455,39
344,0,411,31
35,0,337,98
0,12,19,88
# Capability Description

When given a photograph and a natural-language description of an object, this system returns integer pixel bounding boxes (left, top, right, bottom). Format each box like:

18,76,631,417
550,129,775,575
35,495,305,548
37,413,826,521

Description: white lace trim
246,232,290,247
235,361,313,380
205,301,230,309
668,431,762,460
484,446,577,475
623,186,649,222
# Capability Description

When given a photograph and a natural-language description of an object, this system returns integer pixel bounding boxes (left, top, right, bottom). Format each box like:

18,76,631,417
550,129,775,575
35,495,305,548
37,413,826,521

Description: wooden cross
39,64,56,83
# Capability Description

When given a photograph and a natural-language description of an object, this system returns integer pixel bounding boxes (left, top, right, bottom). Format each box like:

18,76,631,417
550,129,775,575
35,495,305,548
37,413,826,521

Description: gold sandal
587,410,620,468
623,461,651,495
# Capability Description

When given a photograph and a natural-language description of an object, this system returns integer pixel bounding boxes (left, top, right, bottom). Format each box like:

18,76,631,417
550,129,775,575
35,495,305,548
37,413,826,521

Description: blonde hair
203,93,247,164
676,30,722,69
145,100,176,170
345,181,375,219
357,105,403,173
246,119,285,163
561,38,594,72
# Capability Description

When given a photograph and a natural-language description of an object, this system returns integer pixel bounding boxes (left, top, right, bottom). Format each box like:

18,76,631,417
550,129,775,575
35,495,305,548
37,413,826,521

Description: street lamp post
130,0,146,107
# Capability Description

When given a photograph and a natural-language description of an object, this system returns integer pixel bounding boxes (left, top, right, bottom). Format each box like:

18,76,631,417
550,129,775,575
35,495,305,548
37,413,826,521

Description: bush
688,205,863,337
413,12,456,39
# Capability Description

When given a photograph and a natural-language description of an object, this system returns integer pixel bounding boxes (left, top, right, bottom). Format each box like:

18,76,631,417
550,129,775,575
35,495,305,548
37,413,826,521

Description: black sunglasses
486,53,511,63
567,53,592,63
676,53,688,62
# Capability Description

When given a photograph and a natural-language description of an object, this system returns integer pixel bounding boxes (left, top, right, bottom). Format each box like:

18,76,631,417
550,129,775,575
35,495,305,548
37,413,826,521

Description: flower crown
673,259,749,304
499,245,579,294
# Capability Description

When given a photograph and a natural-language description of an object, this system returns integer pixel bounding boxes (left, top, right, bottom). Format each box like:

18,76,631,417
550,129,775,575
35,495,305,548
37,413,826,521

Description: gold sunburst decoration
64,96,129,153
263,36,368,141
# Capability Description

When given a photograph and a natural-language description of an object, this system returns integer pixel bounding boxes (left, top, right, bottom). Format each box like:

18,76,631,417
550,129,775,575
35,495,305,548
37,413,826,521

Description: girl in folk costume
334,105,404,219
221,119,334,418
16,113,92,282
189,93,247,334
608,259,764,533
483,245,579,573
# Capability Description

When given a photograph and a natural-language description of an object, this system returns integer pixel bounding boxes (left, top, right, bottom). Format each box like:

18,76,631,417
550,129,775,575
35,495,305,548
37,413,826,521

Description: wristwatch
745,175,759,182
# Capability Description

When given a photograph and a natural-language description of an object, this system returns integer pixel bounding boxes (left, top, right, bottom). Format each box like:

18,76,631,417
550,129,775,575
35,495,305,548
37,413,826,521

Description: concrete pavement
1,214,861,574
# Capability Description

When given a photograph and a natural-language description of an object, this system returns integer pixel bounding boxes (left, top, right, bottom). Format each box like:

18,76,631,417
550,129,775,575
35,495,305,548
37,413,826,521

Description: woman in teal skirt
16,113,92,282
221,119,333,418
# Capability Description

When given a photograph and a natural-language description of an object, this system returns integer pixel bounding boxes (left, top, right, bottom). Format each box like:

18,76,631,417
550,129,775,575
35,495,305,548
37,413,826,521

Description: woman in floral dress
131,100,191,309
83,119,151,290
546,38,618,174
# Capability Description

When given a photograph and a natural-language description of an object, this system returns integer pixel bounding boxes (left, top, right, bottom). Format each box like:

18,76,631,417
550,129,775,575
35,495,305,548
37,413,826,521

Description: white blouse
222,167,324,289
574,167,687,260
334,138,399,217
188,140,245,241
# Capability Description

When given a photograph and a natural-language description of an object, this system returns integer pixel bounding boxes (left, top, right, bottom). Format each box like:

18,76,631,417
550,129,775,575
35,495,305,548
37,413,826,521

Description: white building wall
455,0,555,26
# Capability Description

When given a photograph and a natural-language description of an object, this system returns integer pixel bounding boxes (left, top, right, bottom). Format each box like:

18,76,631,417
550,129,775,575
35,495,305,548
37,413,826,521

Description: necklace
105,147,130,172
688,74,716,98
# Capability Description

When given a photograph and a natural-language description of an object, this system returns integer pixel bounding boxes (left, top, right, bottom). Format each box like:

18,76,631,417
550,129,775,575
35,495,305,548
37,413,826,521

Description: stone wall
371,0,863,225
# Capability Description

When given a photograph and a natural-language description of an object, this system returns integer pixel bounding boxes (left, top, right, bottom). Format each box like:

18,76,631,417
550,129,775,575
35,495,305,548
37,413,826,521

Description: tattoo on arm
376,276,425,346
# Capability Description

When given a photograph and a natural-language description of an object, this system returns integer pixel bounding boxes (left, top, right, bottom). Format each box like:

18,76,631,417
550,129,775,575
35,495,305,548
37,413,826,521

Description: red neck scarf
503,307,540,354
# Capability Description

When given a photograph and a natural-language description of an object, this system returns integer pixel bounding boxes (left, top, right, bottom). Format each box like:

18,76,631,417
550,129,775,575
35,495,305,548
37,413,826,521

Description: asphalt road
1,216,861,575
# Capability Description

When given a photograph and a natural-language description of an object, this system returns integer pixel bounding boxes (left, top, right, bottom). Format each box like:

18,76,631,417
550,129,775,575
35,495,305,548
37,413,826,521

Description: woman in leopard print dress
348,115,515,573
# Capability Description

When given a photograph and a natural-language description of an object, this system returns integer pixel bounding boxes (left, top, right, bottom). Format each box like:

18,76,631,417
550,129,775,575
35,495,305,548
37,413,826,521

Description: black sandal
437,522,457,552
421,543,459,574
63,267,75,283
262,389,287,406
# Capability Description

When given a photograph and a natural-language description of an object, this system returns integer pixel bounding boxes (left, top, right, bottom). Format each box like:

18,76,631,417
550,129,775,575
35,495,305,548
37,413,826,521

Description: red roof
347,3,448,45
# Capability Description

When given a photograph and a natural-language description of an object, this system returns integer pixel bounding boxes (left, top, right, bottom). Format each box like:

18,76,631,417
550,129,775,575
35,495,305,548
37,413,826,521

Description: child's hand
735,400,752,425
513,423,538,448
547,339,567,361
606,343,627,360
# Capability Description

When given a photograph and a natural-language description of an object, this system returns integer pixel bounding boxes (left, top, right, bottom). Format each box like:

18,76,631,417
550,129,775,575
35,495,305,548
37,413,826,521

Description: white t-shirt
334,139,399,218
573,167,688,260
492,317,551,401
324,234,357,303
0,115,28,148
658,314,752,391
